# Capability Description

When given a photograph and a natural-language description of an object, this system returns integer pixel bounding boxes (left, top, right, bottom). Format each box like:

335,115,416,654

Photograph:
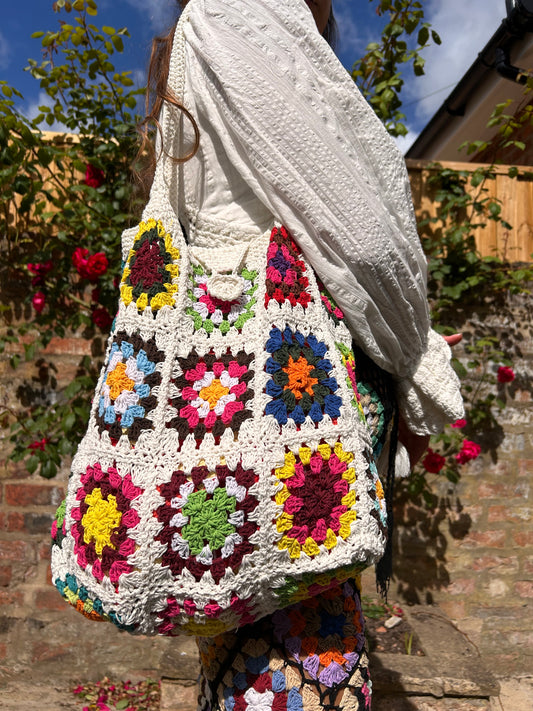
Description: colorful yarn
120,218,180,313
187,264,258,334
155,462,259,584
317,279,345,326
265,327,341,426
197,579,371,711
54,572,133,630
272,443,356,560
70,462,142,588
167,350,254,442
95,331,164,445
265,226,311,308
336,342,366,423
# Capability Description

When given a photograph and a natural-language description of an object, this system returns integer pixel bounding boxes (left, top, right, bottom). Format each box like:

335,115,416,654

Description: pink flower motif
32,291,46,314
456,440,481,465
422,449,446,473
497,366,515,384
451,418,467,429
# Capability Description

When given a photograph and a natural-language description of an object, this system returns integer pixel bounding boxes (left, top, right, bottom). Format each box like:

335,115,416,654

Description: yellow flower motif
334,442,354,463
81,489,122,556
317,443,332,460
276,511,293,533
341,490,356,509
302,537,320,557
275,451,296,479
275,486,291,506
279,535,301,559
376,479,384,500
339,510,357,539
298,446,312,465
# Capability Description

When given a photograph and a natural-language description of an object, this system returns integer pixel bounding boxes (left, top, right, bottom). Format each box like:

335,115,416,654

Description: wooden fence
406,159,533,263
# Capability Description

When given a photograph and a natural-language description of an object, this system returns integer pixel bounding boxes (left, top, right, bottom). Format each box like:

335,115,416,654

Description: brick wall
0,293,531,685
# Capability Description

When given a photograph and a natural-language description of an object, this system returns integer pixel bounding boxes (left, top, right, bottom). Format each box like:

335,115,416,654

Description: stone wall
0,293,531,685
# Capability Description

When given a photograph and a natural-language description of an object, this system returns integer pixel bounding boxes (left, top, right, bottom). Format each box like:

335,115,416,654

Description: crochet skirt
197,577,372,711
195,345,396,711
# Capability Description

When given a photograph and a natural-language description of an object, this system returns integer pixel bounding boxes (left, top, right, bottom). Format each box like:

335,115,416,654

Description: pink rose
456,440,481,465
32,291,46,314
85,252,108,281
422,449,446,474
451,418,467,429
497,366,515,384
84,164,105,188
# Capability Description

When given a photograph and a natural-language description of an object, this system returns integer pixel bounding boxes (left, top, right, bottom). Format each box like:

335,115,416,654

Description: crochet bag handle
147,6,190,218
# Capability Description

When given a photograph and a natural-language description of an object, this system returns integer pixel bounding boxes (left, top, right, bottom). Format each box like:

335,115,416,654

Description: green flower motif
182,488,237,556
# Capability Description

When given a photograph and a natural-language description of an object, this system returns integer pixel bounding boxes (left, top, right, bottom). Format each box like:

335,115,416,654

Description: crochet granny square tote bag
50,7,388,637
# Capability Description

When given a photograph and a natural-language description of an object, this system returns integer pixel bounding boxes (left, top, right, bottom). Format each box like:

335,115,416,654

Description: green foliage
352,0,441,137
0,0,531,491
0,0,144,478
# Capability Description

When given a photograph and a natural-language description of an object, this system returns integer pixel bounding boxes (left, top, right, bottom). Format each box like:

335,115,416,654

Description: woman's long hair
136,0,337,195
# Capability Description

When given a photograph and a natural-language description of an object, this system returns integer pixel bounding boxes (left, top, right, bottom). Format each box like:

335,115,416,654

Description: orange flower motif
319,649,347,667
283,355,318,400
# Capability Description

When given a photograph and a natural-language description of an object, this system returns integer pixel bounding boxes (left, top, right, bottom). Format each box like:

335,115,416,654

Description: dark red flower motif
86,252,108,281
28,437,48,451
85,164,105,188
92,306,113,330
456,440,481,465
497,366,515,384
422,448,446,474
32,291,46,314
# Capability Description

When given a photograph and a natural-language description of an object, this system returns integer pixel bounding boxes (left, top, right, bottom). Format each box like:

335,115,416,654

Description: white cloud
394,129,420,155
23,91,70,133
124,0,177,33
0,29,9,70
405,0,504,125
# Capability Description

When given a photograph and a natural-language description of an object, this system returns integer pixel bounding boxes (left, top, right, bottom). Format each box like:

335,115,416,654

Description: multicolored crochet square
120,218,179,313
265,326,342,426
167,350,254,442
95,331,164,445
70,462,142,588
317,278,345,326
265,226,311,308
54,572,133,630
336,342,366,424
154,461,259,584
363,448,387,533
272,443,357,560
358,382,387,457
186,263,258,334
273,563,366,609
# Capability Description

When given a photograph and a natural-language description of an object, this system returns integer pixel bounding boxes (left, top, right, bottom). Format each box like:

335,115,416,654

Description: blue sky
1,0,506,151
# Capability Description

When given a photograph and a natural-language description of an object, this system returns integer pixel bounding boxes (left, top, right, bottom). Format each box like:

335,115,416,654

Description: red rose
456,440,481,465
85,252,108,281
72,247,90,278
28,437,48,451
27,261,53,286
84,164,105,188
422,448,446,474
91,307,113,330
451,418,467,429
497,366,515,384
32,291,46,314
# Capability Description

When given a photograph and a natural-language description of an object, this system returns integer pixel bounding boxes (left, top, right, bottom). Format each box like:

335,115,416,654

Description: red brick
514,581,533,598
0,564,12,586
0,590,23,605
32,641,75,663
35,589,67,611
0,540,33,562
447,578,476,595
477,483,508,499
472,556,518,573
513,530,533,547
44,336,91,356
4,511,25,531
459,530,506,548
4,483,63,507
0,643,6,660
39,543,52,561
45,564,53,585
488,506,531,523
518,459,533,476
